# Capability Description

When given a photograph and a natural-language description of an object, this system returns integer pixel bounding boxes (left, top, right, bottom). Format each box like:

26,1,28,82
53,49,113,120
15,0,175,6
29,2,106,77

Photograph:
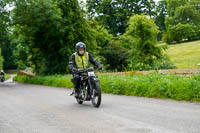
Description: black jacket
0,72,5,76
68,52,101,72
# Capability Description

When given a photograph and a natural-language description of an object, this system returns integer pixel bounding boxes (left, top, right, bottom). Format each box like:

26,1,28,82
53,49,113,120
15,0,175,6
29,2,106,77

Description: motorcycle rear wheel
76,97,83,104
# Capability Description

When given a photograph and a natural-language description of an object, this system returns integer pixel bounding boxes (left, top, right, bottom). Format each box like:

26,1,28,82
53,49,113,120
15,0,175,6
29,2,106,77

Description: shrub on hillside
120,14,175,70
164,23,197,43
100,41,129,71
164,1,200,44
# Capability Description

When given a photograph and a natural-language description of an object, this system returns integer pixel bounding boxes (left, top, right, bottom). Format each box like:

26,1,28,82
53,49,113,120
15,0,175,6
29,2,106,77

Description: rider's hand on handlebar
72,68,78,73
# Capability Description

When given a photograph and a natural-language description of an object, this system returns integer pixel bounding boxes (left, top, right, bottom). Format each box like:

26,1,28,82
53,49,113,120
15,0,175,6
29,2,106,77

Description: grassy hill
166,40,200,69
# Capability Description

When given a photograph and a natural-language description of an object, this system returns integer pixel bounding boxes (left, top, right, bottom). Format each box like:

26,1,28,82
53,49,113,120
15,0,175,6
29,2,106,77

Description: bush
99,73,200,101
100,41,129,71
0,48,3,70
164,1,200,44
166,23,196,43
13,74,73,88
5,74,10,80
14,73,200,102
120,14,174,70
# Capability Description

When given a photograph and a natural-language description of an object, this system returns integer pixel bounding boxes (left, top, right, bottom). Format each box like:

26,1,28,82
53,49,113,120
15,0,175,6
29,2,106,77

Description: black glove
97,66,102,70
72,68,78,73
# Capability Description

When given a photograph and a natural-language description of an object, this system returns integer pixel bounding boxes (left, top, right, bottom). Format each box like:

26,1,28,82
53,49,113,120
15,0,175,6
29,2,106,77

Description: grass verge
13,73,200,102
13,74,74,88
5,74,10,80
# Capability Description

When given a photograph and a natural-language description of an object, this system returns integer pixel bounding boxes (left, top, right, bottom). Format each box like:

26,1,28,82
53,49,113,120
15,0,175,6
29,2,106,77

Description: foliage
89,20,113,48
155,0,167,41
100,41,129,71
164,0,200,43
121,14,174,70
1,0,197,72
5,73,10,80
0,48,3,70
86,0,156,36
0,40,17,70
13,74,73,88
166,0,187,16
13,0,62,74
0,0,17,70
12,0,102,74
14,73,200,102
164,23,196,43
100,73,200,102
89,20,113,68
10,25,30,70
190,0,200,12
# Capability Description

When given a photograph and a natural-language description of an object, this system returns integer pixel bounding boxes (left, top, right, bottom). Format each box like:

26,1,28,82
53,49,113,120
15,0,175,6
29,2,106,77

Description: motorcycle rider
68,42,102,97
0,70,5,81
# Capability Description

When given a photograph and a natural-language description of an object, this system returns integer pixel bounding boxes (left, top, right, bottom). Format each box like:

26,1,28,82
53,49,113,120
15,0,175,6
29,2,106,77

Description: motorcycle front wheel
91,81,101,108
76,88,84,104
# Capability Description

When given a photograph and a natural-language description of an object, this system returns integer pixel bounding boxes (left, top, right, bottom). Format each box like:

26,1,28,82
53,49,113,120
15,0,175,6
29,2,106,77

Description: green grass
14,73,200,102
5,74,10,80
13,74,74,88
166,40,200,68
99,74,200,101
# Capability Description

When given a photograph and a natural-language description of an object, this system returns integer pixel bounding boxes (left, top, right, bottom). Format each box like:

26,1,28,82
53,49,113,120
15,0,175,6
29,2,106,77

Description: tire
76,97,83,104
76,88,84,104
91,81,101,108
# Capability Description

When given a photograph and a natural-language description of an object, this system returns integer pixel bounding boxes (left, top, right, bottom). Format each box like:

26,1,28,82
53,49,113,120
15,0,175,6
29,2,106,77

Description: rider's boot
74,87,80,98
70,86,79,98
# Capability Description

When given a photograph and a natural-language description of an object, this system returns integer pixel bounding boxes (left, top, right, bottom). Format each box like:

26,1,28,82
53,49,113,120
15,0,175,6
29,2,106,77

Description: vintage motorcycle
0,74,5,82
71,67,102,108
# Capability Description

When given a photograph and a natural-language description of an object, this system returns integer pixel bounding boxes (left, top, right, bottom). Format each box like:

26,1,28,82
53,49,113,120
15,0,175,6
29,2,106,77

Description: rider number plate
88,72,95,76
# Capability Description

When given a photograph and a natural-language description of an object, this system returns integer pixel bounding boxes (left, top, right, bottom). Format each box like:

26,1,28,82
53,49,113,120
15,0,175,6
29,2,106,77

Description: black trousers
72,74,81,92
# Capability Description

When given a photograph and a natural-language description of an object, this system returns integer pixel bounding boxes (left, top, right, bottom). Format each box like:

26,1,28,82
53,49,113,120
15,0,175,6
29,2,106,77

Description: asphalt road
0,76,200,133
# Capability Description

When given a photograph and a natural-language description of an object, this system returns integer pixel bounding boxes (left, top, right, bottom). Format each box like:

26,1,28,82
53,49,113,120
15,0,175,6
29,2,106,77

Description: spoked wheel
76,97,83,104
76,89,84,104
91,82,101,108
76,87,85,104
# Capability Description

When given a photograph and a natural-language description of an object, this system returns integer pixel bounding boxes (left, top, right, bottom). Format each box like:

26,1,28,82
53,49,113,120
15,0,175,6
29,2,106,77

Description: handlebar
73,67,102,74
77,67,94,73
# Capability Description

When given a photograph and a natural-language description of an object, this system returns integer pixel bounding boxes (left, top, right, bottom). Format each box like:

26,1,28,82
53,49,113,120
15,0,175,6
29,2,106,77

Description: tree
190,0,200,12
0,0,17,70
13,0,63,74
10,25,30,70
0,48,3,70
155,0,167,41
86,0,157,36
164,0,200,43
12,0,110,74
89,20,113,48
121,14,174,70
166,0,187,16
